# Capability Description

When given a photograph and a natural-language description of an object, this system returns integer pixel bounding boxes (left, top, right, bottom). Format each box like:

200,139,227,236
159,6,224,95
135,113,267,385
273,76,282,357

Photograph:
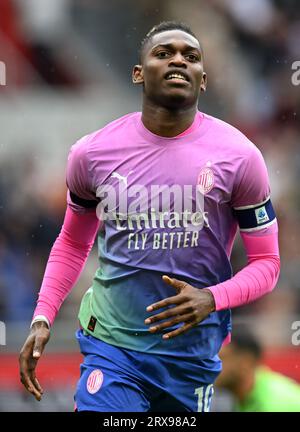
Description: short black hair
231,327,263,360
140,21,199,61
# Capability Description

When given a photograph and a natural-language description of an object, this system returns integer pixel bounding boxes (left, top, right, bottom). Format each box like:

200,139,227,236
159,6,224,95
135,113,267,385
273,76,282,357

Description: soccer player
19,21,280,412
216,328,300,411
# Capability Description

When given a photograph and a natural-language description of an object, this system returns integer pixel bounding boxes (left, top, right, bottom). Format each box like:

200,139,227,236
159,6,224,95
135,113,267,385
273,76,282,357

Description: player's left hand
145,275,216,340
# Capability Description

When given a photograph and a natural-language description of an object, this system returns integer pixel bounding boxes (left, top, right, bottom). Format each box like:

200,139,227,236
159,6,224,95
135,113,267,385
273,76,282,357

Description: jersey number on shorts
194,384,214,412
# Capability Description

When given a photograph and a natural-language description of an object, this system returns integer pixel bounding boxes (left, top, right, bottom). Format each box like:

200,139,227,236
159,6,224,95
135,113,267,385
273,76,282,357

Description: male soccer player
216,328,300,411
19,21,280,412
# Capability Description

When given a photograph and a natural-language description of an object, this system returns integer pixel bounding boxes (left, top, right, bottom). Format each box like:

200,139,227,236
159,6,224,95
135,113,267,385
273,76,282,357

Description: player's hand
19,321,50,401
145,275,216,340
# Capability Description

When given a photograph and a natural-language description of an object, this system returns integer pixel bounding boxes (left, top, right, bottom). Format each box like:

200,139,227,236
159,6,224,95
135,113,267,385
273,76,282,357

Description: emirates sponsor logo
94,177,212,250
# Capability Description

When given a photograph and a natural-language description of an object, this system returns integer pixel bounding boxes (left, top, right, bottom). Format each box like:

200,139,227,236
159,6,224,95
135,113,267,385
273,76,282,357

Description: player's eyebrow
151,42,201,54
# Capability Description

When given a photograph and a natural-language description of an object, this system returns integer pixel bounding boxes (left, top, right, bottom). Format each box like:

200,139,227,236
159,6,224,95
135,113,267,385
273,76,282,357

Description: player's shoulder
68,112,139,162
202,112,259,155
78,112,138,145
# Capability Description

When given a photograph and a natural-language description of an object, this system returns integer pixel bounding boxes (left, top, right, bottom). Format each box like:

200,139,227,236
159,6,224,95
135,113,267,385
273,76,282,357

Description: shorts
74,329,222,412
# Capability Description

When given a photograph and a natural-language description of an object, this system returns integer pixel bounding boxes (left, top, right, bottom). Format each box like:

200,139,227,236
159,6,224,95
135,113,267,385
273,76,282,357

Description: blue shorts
74,329,222,412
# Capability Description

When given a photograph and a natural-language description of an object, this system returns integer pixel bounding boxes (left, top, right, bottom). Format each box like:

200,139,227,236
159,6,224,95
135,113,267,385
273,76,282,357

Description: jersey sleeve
231,145,276,232
66,135,99,213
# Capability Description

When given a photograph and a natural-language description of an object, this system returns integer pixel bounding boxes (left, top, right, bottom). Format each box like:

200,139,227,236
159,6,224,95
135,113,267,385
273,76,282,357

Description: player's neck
141,101,197,138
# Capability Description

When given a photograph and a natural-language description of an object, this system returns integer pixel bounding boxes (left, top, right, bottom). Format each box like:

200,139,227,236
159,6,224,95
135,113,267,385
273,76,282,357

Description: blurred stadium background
0,0,299,411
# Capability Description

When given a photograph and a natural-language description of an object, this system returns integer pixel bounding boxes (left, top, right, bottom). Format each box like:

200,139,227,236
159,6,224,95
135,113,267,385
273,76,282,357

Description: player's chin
161,81,190,94
161,89,193,107
163,80,191,92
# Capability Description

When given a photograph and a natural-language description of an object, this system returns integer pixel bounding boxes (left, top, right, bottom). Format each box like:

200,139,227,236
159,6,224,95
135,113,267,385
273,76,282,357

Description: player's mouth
164,71,190,84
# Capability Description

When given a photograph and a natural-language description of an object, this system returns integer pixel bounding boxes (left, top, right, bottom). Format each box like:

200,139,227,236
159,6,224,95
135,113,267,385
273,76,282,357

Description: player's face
133,30,207,109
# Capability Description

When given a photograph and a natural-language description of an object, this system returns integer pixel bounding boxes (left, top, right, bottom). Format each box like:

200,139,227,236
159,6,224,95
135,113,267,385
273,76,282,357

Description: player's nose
168,52,187,68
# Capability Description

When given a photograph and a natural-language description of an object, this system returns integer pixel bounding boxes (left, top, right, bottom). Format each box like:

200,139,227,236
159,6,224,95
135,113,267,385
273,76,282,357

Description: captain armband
233,197,276,232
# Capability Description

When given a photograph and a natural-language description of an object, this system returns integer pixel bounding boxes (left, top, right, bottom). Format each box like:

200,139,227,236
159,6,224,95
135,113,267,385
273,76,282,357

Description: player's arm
209,217,279,311
145,146,280,339
19,137,100,401
208,145,280,310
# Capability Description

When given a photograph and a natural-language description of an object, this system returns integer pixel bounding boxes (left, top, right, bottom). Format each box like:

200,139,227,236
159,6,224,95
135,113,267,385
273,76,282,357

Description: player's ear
200,72,207,92
132,65,144,85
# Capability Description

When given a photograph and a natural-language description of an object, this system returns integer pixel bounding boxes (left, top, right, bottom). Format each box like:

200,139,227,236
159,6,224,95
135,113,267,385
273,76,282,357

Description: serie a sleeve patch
233,197,276,232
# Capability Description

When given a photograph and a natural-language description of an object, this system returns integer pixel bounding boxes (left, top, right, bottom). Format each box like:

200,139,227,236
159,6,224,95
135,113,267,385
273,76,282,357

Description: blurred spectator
216,327,300,411
0,154,63,322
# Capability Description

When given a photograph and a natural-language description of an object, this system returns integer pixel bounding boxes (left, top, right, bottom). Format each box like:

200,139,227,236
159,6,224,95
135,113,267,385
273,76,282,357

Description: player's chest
92,141,233,199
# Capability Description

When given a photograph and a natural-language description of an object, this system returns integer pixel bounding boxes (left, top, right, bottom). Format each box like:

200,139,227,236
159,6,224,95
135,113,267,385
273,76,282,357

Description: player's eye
156,51,170,59
186,54,199,62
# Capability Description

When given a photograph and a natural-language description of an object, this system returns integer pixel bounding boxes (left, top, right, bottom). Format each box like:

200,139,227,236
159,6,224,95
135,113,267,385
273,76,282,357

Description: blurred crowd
0,0,299,347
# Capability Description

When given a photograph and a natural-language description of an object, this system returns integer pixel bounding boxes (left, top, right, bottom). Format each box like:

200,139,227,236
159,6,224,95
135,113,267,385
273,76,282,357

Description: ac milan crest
86,369,103,394
197,167,214,194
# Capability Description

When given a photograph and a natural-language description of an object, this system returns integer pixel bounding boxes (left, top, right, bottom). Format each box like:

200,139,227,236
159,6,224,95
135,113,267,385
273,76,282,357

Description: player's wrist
201,288,216,313
30,315,50,330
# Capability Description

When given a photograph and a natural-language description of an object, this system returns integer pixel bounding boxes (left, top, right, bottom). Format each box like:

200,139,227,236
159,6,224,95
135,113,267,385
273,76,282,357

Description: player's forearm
32,235,92,325
32,206,100,327
208,225,280,310
208,255,280,310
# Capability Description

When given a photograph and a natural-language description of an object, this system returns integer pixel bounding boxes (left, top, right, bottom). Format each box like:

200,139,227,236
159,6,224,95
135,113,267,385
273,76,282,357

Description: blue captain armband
233,197,276,232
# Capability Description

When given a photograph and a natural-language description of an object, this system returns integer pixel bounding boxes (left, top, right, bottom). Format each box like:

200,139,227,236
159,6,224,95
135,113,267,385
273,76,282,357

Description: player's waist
78,285,231,358
79,316,229,359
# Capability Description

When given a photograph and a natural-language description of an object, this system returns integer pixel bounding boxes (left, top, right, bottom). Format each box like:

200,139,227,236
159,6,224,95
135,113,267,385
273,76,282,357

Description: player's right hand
19,321,50,401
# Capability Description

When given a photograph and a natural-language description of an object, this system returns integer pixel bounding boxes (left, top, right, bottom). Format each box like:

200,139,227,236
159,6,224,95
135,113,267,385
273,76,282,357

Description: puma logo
111,170,133,187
